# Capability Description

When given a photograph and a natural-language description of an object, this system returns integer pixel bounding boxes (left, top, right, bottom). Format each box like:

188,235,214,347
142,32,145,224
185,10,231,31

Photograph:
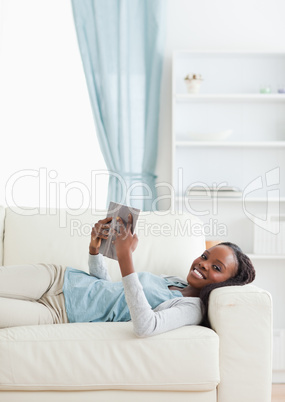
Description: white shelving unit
172,50,285,222
171,50,285,382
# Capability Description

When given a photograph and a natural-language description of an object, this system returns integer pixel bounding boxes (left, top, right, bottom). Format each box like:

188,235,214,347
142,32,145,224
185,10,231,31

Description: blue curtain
71,0,167,211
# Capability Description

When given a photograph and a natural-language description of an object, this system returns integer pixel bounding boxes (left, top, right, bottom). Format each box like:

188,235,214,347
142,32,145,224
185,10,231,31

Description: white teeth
194,268,204,279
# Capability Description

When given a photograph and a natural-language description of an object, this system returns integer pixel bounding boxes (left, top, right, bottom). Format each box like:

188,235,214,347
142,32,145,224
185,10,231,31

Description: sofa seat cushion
0,323,219,392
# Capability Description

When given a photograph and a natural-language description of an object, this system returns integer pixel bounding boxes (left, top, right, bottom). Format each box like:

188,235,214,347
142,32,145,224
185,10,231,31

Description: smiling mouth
193,268,206,279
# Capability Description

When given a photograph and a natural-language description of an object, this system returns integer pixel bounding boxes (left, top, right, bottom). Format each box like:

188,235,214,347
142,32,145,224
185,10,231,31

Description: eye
201,253,207,260
213,265,221,272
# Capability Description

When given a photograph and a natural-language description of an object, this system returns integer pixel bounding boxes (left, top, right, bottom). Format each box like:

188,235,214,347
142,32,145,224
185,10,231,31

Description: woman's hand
114,214,138,277
114,214,138,258
89,217,113,255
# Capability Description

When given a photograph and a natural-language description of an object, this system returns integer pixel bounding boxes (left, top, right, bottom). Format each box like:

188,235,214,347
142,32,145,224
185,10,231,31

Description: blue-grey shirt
63,267,186,323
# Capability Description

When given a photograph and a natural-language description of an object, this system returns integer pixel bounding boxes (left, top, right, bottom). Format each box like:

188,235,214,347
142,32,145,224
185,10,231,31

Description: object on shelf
278,85,285,94
187,129,233,141
260,84,271,94
253,215,285,254
187,185,242,198
184,73,203,93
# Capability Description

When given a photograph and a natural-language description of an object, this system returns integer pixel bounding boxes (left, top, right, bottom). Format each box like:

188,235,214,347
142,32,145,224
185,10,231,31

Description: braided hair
199,242,256,328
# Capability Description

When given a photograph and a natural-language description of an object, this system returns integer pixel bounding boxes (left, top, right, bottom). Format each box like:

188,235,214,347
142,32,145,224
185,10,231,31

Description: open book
99,202,140,260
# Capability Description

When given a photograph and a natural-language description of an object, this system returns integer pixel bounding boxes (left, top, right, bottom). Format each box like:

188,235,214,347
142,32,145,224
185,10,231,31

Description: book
99,202,140,260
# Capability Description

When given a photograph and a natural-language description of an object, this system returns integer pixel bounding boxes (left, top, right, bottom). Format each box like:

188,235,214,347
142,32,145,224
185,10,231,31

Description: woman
0,214,255,335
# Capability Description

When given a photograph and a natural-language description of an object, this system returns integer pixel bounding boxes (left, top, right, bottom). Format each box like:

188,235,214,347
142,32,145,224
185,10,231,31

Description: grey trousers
0,263,69,328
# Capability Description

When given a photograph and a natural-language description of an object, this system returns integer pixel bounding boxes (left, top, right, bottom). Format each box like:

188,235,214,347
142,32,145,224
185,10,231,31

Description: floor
272,384,285,402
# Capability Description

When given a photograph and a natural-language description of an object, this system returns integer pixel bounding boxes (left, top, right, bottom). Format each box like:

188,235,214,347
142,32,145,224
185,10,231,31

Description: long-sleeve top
62,254,203,337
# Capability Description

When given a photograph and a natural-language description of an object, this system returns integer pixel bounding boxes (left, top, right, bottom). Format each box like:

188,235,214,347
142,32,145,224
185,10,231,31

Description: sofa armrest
208,285,272,402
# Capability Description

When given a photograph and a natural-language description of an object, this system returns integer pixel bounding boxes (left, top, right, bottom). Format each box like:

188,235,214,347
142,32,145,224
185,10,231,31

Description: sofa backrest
3,207,205,281
0,206,5,265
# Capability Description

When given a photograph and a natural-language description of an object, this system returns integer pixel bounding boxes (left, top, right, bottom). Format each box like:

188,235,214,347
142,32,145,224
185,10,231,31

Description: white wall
1,0,285,210
156,0,285,209
0,0,108,210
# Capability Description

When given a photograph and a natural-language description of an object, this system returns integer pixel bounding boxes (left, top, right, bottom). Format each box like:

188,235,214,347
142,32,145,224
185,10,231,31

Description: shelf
175,141,285,148
174,49,285,56
174,94,285,103
175,196,285,202
247,254,285,260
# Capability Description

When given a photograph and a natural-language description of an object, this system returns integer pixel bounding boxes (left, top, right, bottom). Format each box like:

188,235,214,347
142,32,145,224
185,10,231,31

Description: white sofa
0,206,272,402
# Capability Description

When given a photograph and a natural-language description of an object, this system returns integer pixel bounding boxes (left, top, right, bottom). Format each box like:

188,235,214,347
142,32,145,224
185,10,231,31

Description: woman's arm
88,217,112,281
122,273,203,337
113,215,138,277
88,253,112,281
114,215,202,337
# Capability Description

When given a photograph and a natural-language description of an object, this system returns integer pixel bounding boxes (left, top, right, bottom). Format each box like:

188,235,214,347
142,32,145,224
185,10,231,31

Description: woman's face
187,245,238,290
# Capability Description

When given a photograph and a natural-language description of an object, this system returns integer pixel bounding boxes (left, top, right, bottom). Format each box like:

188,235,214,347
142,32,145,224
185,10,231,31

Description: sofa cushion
0,323,219,391
3,207,105,273
3,208,205,281
0,206,5,265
